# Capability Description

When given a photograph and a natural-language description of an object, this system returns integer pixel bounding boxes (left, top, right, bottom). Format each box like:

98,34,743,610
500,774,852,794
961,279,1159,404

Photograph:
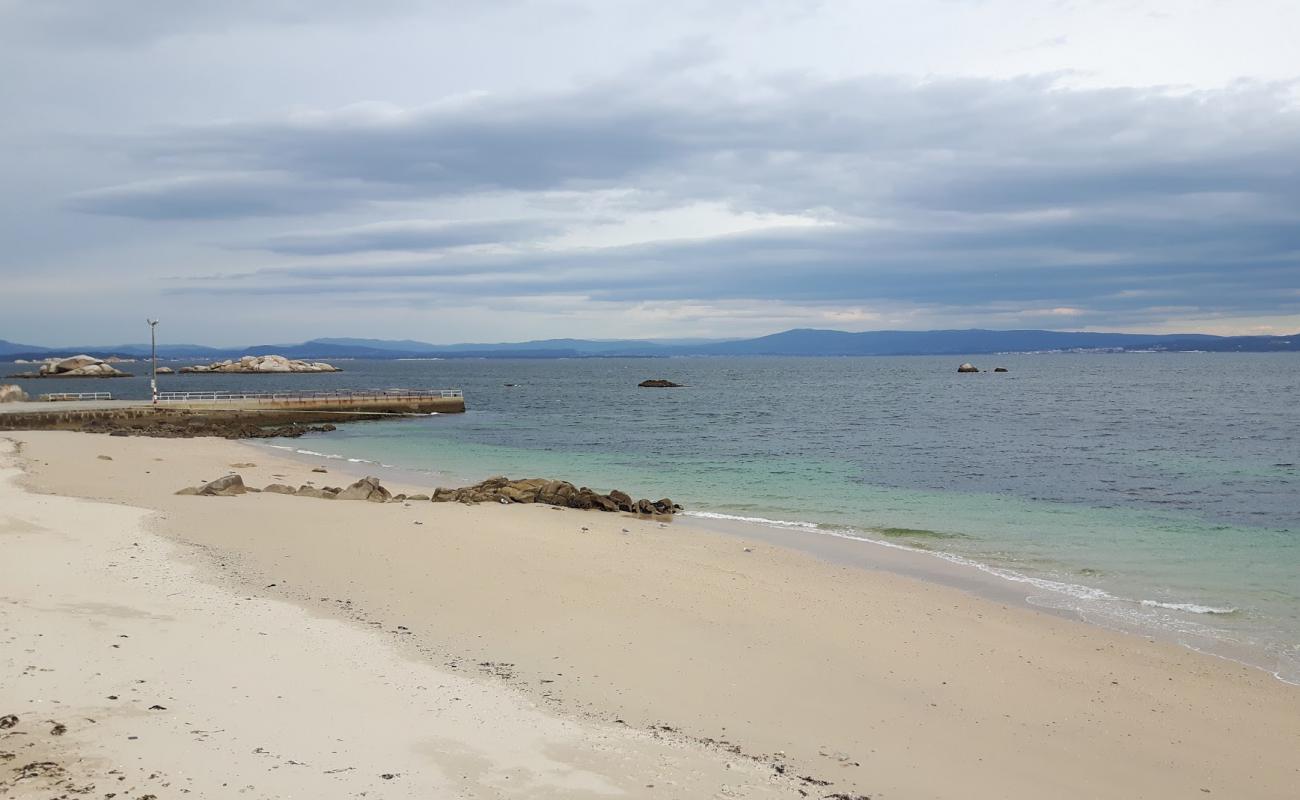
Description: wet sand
4,431,1299,799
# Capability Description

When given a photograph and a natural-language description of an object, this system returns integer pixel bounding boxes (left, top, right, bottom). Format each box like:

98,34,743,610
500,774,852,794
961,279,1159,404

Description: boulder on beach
957,363,979,373
336,476,392,502
0,384,28,403
262,483,298,495
197,474,247,497
179,354,341,374
638,379,683,388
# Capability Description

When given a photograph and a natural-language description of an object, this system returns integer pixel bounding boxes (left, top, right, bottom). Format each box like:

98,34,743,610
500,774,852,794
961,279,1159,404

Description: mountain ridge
2,328,1296,361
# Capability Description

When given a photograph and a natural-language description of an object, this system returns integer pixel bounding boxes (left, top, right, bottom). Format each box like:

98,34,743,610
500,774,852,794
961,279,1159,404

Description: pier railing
156,389,462,404
39,392,113,402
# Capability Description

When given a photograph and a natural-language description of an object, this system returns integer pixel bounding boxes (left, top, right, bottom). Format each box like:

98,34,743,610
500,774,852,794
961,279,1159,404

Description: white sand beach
3,431,1299,799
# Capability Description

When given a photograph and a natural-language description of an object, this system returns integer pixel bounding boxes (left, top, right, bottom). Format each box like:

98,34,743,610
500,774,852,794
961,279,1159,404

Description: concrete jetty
0,389,464,437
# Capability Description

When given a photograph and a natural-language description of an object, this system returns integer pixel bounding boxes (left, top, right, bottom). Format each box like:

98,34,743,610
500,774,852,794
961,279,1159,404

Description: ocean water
7,354,1298,681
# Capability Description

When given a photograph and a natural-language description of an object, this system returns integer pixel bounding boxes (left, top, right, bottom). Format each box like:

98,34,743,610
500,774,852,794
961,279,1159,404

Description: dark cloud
64,173,368,220
73,73,1300,325
250,219,563,255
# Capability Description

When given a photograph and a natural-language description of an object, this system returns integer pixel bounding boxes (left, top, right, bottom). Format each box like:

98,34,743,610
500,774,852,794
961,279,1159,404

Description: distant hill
3,328,1296,361
675,328,1239,356
0,339,49,356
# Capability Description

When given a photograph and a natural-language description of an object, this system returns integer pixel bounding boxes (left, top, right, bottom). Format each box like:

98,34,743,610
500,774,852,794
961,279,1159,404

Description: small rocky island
6,355,133,378
638,379,683,388
180,355,341,374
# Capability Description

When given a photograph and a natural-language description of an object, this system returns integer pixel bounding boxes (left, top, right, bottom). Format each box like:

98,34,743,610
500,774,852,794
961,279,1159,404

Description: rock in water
638,379,683,388
19,355,132,378
336,476,392,502
993,367,1009,372
957,363,979,373
197,474,246,497
0,384,28,403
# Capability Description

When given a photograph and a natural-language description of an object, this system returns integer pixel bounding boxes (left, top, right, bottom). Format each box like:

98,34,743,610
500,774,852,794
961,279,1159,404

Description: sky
1,0,1298,346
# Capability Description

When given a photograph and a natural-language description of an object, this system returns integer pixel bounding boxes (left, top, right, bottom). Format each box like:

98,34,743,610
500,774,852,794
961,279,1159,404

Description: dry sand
3,430,1299,799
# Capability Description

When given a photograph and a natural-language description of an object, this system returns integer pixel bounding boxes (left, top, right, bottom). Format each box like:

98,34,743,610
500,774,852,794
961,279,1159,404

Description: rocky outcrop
198,474,247,497
993,367,1009,373
432,476,681,515
176,472,681,516
336,476,392,502
638,379,682,388
957,363,979,373
156,367,174,374
0,384,28,403
7,355,132,379
180,355,341,374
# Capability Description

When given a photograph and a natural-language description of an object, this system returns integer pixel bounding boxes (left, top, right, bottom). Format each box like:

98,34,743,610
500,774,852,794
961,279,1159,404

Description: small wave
1141,600,1239,615
683,510,822,531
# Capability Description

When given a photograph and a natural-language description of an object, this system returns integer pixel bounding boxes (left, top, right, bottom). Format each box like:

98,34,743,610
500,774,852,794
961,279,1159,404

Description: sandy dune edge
0,436,808,799
4,431,1300,799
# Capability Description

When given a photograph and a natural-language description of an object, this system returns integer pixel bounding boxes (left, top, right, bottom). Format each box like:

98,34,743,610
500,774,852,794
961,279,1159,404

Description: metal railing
39,392,113,402
156,389,462,404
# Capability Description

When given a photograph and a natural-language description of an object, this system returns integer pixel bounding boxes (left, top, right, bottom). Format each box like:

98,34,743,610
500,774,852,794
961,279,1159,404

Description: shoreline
6,431,1300,798
250,434,1300,687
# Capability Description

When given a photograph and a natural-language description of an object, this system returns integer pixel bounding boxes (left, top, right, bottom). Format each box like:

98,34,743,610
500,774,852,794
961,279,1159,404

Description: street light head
147,318,159,326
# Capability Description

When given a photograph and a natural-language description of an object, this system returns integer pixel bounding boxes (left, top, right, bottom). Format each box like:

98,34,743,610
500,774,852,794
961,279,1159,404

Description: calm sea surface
8,353,1298,681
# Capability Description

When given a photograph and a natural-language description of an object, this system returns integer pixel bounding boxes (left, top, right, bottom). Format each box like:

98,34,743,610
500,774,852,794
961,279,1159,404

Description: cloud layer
2,0,1299,343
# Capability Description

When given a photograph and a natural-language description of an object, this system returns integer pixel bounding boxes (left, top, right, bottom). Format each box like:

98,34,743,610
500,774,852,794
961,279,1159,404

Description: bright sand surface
3,431,1299,799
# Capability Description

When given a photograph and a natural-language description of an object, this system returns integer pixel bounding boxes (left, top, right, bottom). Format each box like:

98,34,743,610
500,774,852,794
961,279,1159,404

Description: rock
25,355,131,378
155,367,174,374
295,485,330,499
957,363,979,373
174,486,199,496
262,483,297,495
336,476,392,502
407,494,430,501
179,354,341,374
428,476,680,515
312,467,328,473
97,454,112,460
198,474,246,497
638,379,682,388
0,714,18,729
994,367,1009,372
0,384,28,403
608,489,634,511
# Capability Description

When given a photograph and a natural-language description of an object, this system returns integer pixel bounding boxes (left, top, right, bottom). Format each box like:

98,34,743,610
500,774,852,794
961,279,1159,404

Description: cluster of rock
432,476,680,515
7,355,132,378
178,474,397,500
638,379,682,388
77,416,336,439
0,384,28,403
178,474,681,516
957,363,1009,373
180,355,341,374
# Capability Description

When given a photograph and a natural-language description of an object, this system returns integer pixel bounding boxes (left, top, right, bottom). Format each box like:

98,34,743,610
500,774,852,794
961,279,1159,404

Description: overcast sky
2,0,1298,345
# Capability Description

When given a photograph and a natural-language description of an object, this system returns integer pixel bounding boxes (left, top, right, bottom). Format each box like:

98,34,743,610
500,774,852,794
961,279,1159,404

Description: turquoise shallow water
61,352,1288,681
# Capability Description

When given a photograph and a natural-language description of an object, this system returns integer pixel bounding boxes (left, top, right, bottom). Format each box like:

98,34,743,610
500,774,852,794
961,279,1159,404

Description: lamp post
147,319,159,404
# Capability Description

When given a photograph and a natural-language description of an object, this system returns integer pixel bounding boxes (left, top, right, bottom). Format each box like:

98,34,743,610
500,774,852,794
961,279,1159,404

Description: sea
6,353,1298,683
